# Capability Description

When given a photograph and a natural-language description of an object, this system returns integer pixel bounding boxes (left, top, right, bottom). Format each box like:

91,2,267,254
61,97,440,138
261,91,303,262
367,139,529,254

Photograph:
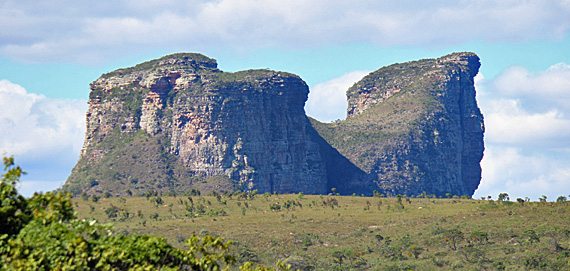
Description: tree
443,229,464,250
498,193,509,202
396,194,404,209
105,205,121,220
0,156,31,235
459,247,485,263
248,189,258,200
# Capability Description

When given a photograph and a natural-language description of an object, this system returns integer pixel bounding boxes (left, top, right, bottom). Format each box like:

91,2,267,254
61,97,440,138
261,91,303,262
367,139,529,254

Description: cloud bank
473,63,570,200
2,0,569,63
0,80,87,196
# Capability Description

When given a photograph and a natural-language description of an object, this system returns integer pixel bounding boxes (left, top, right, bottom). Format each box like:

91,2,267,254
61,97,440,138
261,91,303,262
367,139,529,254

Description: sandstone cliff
65,53,328,196
311,52,484,196
64,52,484,197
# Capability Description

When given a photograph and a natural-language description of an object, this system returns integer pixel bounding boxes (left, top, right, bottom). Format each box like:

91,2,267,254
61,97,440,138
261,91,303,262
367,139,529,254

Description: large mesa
64,53,328,196
312,52,484,197
64,52,484,198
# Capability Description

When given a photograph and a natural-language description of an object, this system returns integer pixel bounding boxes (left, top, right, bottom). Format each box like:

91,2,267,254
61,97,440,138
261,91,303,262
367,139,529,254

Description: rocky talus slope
64,52,484,197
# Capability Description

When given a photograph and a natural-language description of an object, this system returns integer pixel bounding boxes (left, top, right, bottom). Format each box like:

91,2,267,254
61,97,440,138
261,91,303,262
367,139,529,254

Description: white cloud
0,80,87,196
1,0,569,63
305,70,370,122
474,145,570,201
493,64,570,111
474,62,570,200
477,62,570,147
483,99,570,146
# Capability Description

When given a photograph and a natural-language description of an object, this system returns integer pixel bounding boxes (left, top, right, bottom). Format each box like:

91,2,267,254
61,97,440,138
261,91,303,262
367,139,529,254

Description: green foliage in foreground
0,157,289,271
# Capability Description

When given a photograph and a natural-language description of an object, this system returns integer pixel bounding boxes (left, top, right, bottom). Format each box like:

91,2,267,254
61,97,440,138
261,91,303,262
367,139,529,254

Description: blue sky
1,0,570,200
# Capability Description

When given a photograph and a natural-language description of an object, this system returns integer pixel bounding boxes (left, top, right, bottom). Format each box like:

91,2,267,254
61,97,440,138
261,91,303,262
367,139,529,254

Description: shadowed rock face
313,52,484,197
64,52,484,197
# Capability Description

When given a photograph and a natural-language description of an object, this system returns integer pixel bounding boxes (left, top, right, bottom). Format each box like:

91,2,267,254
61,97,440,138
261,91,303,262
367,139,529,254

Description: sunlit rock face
65,52,484,198
65,53,327,196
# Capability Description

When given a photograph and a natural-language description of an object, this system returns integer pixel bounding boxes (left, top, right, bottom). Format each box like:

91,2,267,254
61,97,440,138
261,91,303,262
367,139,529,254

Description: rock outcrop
64,52,484,197
65,53,327,196
312,52,484,196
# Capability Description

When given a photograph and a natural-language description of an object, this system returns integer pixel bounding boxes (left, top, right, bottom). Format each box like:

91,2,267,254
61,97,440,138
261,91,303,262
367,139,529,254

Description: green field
74,192,570,270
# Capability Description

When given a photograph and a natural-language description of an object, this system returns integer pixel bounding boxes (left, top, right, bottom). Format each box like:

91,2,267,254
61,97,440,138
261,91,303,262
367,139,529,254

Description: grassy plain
74,193,570,270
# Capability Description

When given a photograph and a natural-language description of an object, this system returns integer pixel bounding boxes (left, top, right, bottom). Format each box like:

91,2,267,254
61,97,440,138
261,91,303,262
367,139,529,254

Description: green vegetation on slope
64,130,183,196
313,60,445,173
4,156,570,270
100,53,218,79
75,190,570,270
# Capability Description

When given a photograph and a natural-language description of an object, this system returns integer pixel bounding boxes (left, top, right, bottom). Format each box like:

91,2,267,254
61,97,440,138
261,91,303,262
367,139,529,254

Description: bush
442,229,463,250
282,255,311,271
269,203,281,211
468,231,488,245
104,204,121,220
522,229,540,244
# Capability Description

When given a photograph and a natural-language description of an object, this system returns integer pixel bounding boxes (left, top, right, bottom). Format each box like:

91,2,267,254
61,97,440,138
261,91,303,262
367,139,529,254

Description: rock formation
64,52,484,197
311,52,484,196
65,53,327,196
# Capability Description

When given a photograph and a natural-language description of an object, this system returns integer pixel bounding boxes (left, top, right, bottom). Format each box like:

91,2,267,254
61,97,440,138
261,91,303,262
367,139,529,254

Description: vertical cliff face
312,52,484,196
65,53,327,196
167,70,326,194
65,52,484,197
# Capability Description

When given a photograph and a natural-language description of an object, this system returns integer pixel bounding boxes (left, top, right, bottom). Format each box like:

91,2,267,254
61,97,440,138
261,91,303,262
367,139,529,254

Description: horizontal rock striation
65,52,484,198
65,53,327,196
